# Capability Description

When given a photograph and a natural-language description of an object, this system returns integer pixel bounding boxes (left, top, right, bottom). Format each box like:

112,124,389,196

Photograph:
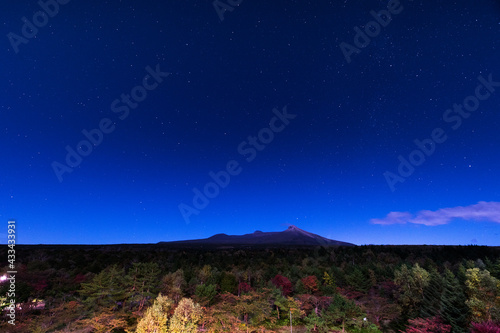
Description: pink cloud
370,201,500,226
370,211,413,225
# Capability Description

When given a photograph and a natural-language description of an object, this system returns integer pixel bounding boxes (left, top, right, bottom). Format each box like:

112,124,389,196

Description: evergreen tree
322,293,364,332
194,283,217,306
304,311,328,333
232,290,272,329
490,258,500,280
128,262,161,311
79,265,127,310
420,269,444,318
440,269,469,333
346,267,371,292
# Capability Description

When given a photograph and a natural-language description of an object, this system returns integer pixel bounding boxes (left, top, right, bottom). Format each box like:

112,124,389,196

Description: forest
1,244,499,332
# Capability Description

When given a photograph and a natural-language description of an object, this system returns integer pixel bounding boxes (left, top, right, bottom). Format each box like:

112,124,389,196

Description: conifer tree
346,267,371,292
79,265,127,309
490,258,500,280
420,269,444,318
322,293,364,332
440,269,469,333
128,262,161,311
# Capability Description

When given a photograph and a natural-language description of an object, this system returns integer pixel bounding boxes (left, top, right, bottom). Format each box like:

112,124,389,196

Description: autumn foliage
271,274,293,296
404,317,452,333
1,244,499,332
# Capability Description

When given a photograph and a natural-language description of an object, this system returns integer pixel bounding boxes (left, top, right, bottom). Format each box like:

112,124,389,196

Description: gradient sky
2,0,500,245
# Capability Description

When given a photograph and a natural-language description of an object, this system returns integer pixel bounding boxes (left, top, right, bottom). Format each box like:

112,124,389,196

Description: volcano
159,225,355,248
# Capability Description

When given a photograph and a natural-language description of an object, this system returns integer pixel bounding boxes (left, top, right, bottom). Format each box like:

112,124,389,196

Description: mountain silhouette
158,225,355,247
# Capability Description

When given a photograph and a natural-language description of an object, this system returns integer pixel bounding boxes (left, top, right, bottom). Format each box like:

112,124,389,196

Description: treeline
0,244,499,332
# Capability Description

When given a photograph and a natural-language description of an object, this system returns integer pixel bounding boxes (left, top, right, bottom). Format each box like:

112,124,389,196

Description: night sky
2,0,500,245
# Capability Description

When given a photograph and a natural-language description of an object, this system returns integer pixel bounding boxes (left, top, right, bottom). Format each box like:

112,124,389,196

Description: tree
323,271,335,287
286,296,305,327
199,305,241,333
218,290,272,332
346,267,371,292
322,293,364,332
358,288,401,328
161,269,186,303
440,269,469,333
470,321,500,333
268,286,305,327
198,265,213,285
404,316,451,333
321,271,337,295
490,259,500,280
128,262,161,311
168,298,202,333
80,306,129,333
465,268,500,322
136,293,174,333
304,311,328,333
234,291,271,330
394,264,430,317
194,283,217,306
302,275,320,293
78,265,127,310
271,274,293,296
420,269,443,318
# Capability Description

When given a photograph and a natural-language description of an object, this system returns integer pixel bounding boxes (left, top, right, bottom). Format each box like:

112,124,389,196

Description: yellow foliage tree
168,298,202,333
136,293,174,333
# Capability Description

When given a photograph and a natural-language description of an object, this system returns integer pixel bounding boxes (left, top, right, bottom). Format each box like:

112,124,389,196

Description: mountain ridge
158,225,355,247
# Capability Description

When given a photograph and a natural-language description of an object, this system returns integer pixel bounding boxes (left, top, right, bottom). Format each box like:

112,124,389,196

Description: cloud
370,201,500,226
370,211,413,225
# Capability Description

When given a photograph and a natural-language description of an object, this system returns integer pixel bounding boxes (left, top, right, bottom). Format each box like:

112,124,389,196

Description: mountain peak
284,225,316,237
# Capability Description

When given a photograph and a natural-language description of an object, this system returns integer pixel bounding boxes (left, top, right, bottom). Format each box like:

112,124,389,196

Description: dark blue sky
2,0,500,245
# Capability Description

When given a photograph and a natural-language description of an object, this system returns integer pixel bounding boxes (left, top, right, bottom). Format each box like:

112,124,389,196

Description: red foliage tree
471,321,500,333
301,275,319,293
404,316,451,333
238,282,252,295
271,274,293,296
